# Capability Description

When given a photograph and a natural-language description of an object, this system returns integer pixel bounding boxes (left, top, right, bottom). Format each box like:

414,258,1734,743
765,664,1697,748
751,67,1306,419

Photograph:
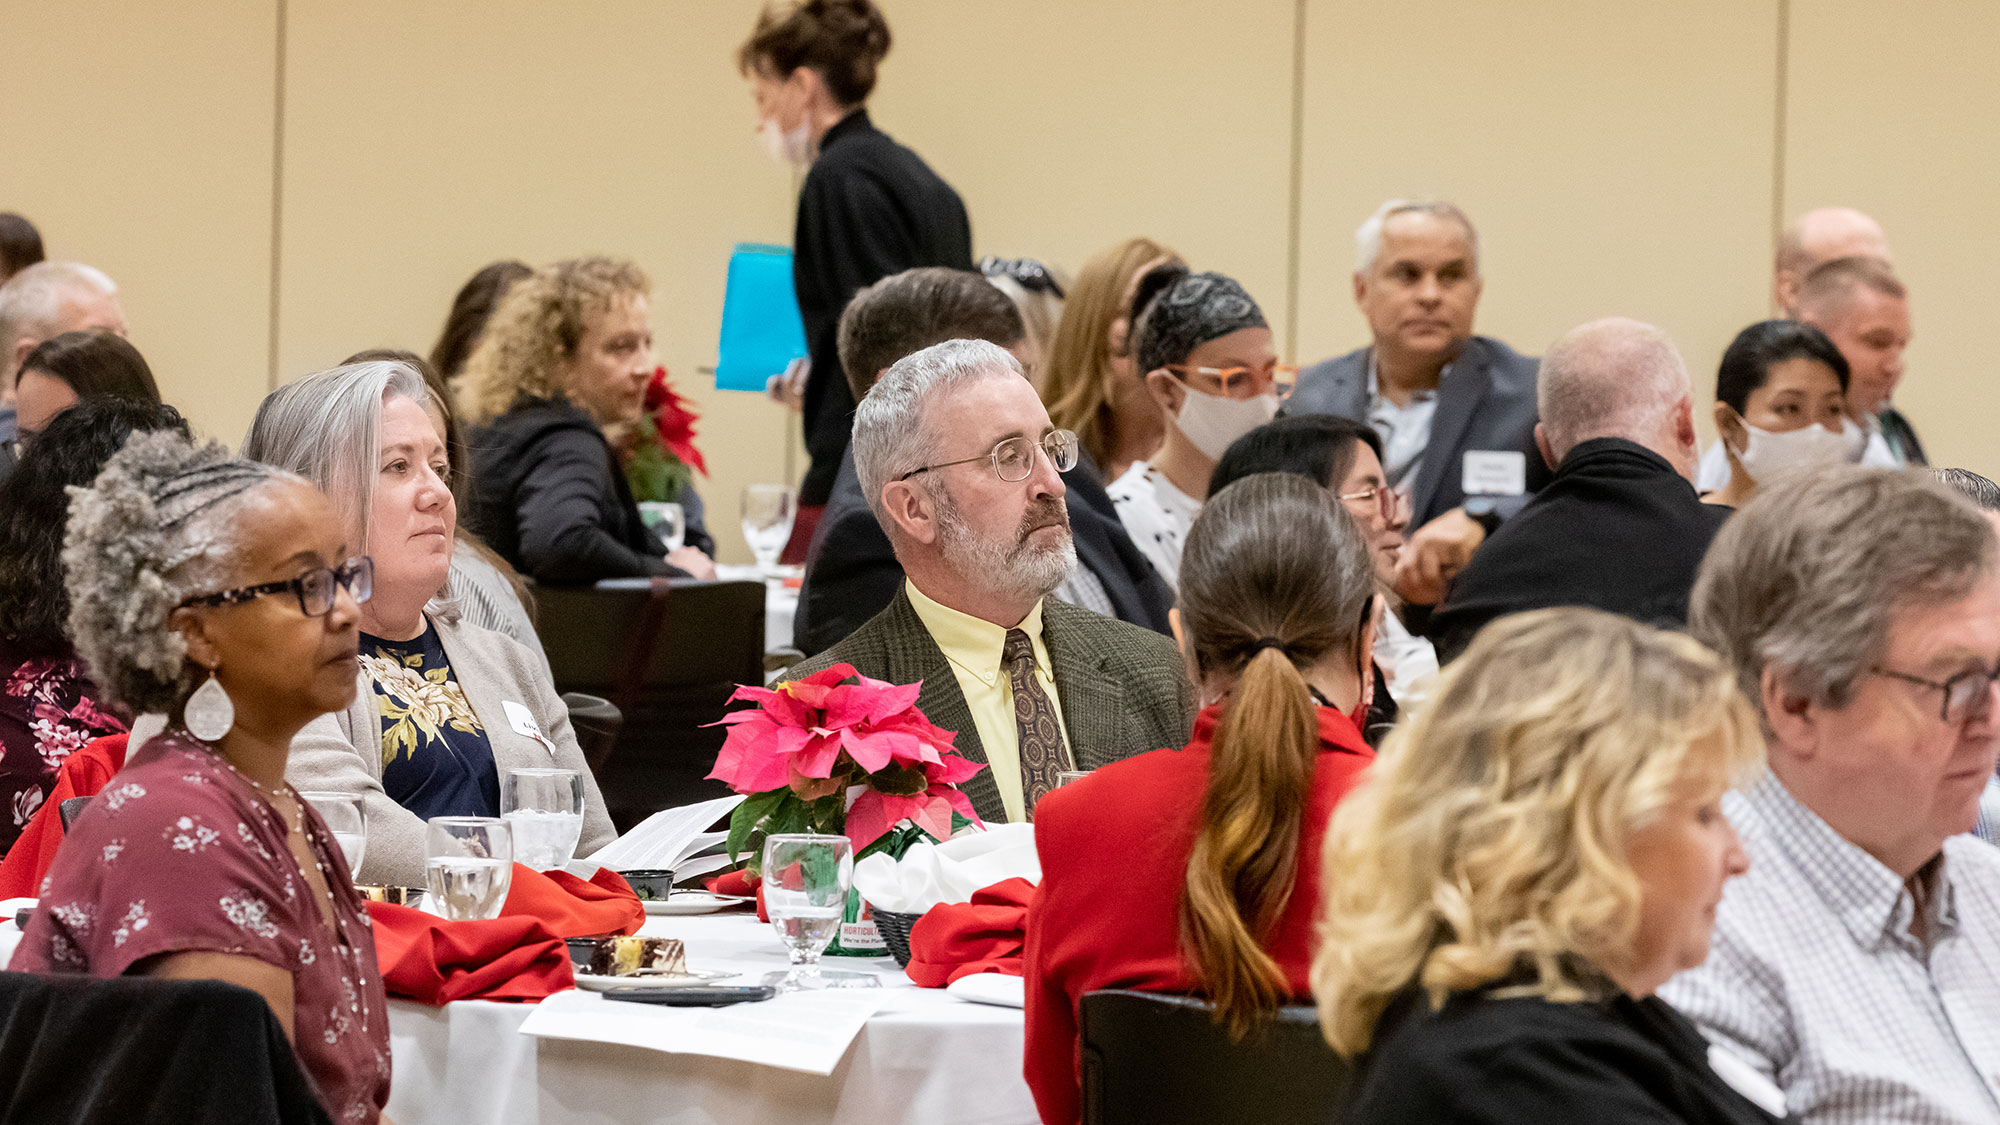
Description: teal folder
715,243,809,392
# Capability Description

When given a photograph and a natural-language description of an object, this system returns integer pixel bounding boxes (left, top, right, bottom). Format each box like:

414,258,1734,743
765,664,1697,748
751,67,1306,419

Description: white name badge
502,700,558,757
1461,450,1527,497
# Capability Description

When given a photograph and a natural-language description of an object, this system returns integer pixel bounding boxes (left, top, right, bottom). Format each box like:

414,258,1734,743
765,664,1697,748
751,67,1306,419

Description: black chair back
0,972,331,1123
534,578,763,831
56,798,89,832
1079,989,1349,1125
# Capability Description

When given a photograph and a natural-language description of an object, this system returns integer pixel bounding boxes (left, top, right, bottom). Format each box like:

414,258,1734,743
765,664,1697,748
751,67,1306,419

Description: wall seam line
1283,0,1308,362
267,0,288,390
1770,0,1790,281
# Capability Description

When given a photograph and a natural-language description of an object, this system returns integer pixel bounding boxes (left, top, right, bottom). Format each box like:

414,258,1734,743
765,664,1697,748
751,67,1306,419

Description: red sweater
1022,703,1374,1124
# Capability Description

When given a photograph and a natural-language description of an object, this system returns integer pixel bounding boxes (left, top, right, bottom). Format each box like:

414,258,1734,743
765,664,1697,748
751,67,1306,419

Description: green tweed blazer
778,589,1197,825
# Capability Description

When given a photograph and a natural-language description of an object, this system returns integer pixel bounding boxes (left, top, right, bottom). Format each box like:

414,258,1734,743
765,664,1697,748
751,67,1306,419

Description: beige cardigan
287,613,616,887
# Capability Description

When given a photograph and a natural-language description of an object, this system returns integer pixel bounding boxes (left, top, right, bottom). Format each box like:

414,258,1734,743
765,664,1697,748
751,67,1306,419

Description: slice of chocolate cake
585,935,688,977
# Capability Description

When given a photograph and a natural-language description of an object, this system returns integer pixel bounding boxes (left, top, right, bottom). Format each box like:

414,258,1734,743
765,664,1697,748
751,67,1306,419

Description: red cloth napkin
904,877,1037,988
366,900,574,1004
706,867,768,922
0,734,128,898
501,865,644,937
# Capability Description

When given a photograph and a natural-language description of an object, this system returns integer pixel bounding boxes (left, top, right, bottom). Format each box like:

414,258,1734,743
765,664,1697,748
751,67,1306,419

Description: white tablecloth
388,911,1034,1124
1,904,1033,1124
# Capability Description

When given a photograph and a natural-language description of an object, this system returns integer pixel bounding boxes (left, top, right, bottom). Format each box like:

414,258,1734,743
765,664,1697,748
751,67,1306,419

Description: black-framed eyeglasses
177,557,374,618
1871,664,2000,724
897,430,1080,484
978,256,1065,298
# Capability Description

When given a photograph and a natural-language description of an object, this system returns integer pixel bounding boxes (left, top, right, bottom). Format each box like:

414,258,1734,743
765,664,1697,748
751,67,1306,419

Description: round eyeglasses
897,430,1080,484
177,556,374,618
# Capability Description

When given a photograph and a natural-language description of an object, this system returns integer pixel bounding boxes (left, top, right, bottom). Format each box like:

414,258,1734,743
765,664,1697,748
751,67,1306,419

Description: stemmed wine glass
424,816,514,920
761,833,879,991
301,791,365,877
740,484,797,576
501,768,585,871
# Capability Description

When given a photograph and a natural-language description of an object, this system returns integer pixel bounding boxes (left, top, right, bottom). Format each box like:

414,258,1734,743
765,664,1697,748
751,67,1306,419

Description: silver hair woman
10,430,392,1123
244,361,615,887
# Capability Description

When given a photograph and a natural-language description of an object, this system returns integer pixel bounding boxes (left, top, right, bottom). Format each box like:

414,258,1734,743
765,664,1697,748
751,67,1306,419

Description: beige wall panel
1784,1,2000,479
277,1,796,561
868,0,1298,343
0,0,277,444
1295,1,1777,441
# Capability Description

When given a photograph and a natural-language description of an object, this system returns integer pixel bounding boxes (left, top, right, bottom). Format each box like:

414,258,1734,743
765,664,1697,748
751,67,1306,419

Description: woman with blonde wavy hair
457,256,714,584
1024,472,1378,1125
1042,237,1184,485
1314,607,1782,1124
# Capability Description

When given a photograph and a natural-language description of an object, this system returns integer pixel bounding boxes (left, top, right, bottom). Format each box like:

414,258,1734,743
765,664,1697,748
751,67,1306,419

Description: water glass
639,501,686,553
501,768,586,871
425,816,514,920
761,833,876,991
740,484,797,575
300,791,365,876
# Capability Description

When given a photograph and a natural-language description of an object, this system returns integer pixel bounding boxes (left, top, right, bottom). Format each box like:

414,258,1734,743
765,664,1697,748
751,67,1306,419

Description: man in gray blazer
781,339,1195,826
1285,200,1547,602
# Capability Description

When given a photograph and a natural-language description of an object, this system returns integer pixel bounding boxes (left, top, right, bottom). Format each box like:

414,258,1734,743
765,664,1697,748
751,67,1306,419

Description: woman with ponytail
1022,472,1378,1124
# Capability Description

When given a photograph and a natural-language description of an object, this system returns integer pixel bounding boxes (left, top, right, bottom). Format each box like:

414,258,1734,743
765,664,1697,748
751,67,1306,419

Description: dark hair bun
739,0,892,106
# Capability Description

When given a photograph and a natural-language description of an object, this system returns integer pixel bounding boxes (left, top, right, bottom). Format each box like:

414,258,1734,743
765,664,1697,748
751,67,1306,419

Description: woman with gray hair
244,361,613,887
10,432,391,1122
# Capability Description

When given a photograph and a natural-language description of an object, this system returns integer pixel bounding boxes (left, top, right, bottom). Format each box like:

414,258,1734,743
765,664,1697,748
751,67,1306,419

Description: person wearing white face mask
736,0,973,561
1703,320,1854,511
1108,272,1291,589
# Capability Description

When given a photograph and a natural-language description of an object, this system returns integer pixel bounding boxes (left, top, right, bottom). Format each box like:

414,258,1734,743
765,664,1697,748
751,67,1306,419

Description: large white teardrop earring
184,668,236,742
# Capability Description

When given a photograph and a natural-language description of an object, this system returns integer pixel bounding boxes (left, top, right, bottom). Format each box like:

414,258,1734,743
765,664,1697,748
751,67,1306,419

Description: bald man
1428,318,1727,663
1773,206,1890,316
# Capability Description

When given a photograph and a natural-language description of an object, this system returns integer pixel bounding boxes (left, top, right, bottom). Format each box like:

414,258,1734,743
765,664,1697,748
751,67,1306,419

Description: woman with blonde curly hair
458,256,713,583
1042,237,1184,485
1313,607,1781,1123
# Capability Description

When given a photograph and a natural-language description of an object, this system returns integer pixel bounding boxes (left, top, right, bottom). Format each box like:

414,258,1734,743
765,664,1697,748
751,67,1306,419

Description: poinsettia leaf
910,793,955,841
726,788,790,862
938,784,985,830
844,790,896,853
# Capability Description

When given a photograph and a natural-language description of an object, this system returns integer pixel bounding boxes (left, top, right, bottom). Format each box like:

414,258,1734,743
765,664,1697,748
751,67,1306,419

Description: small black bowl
565,935,609,973
618,869,676,902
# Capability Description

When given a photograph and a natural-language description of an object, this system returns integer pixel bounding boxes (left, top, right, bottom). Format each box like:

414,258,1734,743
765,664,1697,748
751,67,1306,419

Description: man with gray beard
780,339,1195,824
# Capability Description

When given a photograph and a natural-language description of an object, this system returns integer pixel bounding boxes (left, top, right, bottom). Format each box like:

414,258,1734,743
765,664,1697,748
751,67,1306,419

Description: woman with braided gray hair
9,431,391,1123
245,360,614,888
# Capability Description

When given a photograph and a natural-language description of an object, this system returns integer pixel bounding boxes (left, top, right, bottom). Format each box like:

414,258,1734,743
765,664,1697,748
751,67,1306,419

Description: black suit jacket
779,589,1195,825
1284,335,1550,529
1427,438,1733,664
1341,985,1785,1124
794,110,974,505
793,450,1174,656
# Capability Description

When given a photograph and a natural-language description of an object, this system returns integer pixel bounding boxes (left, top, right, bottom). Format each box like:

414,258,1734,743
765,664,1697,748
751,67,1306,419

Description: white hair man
0,261,128,470
1284,200,1547,607
1426,317,1725,663
1663,467,2000,1123
1773,206,1890,316
778,338,1194,825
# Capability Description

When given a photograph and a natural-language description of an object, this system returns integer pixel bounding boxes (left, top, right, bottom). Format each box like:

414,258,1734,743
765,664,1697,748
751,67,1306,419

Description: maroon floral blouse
9,731,392,1122
0,640,125,855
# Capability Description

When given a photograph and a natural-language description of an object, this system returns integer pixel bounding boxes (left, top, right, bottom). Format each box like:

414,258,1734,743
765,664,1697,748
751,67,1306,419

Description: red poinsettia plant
708,663,985,870
623,366,707,502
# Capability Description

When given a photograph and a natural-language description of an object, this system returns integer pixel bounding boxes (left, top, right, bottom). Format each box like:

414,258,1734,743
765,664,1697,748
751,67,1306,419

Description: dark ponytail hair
738,0,892,107
1174,472,1375,1035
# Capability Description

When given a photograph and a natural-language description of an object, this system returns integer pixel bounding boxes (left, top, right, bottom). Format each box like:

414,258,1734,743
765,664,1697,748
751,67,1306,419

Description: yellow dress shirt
904,580,1071,823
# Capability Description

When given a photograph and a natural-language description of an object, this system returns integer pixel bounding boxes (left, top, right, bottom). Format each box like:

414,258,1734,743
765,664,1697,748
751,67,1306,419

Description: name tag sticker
502,700,558,757
1461,450,1527,497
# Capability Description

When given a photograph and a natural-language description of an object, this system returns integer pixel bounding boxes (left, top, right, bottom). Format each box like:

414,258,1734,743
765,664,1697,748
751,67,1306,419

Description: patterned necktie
1003,628,1072,815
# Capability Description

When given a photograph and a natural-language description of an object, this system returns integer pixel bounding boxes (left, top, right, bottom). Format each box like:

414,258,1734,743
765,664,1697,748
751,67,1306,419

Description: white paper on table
944,973,1024,1009
518,986,890,1075
584,794,746,874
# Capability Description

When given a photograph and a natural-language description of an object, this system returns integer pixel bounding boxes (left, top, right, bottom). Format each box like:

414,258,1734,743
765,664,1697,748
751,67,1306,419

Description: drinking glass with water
740,484,797,575
638,501,686,553
502,767,586,871
425,816,514,920
760,833,879,991
301,791,365,877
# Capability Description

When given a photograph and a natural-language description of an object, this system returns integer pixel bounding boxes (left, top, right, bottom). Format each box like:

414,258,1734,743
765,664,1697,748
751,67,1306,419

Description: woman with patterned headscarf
1106,271,1291,589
